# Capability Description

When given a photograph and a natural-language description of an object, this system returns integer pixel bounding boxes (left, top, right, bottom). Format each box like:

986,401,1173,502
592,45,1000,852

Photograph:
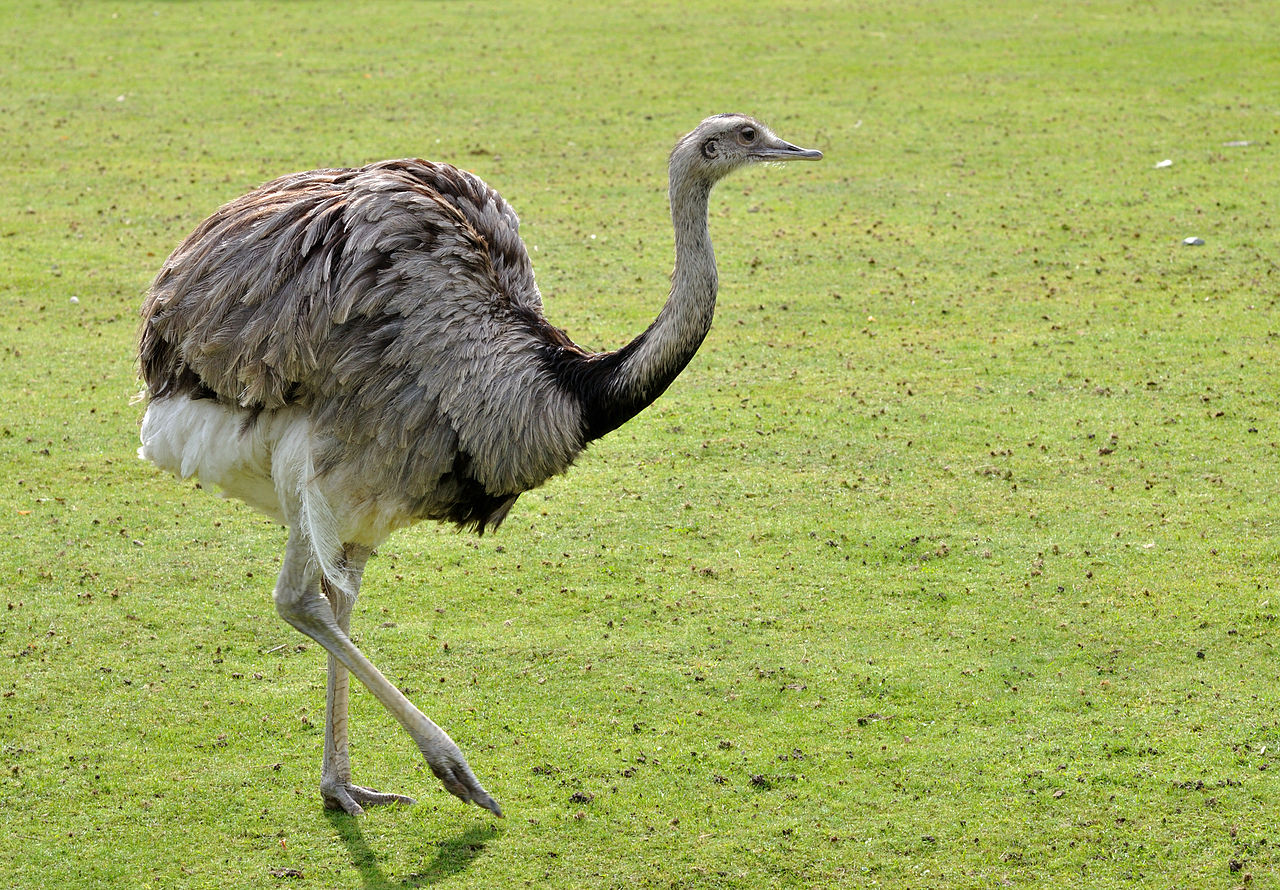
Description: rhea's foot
322,781,416,816
427,757,503,818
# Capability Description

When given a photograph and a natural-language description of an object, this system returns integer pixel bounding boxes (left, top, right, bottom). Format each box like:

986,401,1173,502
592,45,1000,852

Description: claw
472,788,503,818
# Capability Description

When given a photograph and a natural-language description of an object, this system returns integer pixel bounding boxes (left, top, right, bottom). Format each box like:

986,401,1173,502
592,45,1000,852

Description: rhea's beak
761,138,823,161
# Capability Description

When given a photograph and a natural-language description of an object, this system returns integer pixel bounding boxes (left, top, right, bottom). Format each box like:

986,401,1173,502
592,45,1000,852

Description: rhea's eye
741,127,757,143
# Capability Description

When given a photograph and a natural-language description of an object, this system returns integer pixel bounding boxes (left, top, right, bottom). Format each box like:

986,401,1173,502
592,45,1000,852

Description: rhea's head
670,114,822,191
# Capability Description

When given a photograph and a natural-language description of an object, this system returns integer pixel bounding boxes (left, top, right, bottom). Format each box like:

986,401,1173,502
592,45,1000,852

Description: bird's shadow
325,810,497,888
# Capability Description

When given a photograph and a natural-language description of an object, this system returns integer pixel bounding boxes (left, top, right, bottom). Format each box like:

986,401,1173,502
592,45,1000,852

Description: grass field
3,1,1279,886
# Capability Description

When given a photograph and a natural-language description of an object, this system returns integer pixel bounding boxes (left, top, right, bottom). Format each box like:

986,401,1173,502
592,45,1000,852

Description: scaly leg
274,531,501,817
318,545,416,815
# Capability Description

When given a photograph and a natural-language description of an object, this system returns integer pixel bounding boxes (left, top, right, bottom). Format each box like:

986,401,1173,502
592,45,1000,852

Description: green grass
3,0,1279,886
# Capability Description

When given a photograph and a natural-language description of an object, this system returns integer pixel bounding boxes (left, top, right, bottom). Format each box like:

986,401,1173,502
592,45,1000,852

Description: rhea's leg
318,545,416,815
274,532,501,817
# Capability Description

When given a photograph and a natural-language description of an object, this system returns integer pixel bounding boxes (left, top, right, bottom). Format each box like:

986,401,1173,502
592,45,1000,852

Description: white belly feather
139,396,298,519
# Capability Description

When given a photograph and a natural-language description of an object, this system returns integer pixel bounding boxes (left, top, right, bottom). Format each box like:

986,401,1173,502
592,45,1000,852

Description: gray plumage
138,114,821,817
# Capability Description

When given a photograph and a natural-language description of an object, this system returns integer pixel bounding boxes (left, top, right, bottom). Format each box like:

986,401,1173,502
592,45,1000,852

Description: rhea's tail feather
273,419,352,599
300,474,352,599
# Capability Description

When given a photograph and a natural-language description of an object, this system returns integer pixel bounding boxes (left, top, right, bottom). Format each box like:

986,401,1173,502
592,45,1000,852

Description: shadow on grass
326,810,497,888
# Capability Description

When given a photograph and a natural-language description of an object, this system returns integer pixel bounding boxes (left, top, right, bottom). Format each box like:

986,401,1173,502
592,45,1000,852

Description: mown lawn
2,1,1278,887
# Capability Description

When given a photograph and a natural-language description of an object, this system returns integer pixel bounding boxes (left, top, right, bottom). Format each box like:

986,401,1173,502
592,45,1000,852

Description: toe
322,783,415,815
351,786,416,808
322,785,366,816
428,759,501,816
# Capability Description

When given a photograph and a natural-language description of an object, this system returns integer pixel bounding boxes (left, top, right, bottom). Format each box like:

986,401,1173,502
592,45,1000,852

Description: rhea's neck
574,174,719,442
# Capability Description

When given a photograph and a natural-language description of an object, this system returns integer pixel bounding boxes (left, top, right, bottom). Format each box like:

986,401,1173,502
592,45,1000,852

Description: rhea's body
141,160,594,555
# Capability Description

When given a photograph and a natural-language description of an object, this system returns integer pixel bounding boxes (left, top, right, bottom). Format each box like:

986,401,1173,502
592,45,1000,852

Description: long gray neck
575,173,718,441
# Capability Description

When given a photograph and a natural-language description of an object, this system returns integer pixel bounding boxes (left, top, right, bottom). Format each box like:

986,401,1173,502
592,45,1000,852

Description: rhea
138,114,821,817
